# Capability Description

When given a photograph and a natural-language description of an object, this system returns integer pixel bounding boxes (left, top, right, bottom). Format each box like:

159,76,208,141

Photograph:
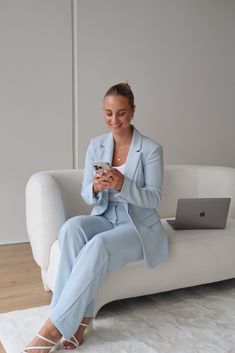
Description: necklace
115,144,129,163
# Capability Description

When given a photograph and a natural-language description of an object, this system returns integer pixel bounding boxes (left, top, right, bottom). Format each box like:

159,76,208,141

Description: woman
23,83,169,352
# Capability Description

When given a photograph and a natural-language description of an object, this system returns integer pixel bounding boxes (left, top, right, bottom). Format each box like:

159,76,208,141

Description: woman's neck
113,126,133,147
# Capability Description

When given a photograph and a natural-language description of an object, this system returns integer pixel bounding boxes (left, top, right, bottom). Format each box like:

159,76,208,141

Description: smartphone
93,162,111,171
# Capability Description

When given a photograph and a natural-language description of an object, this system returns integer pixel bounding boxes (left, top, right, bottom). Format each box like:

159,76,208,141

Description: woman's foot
23,319,62,353
61,317,93,350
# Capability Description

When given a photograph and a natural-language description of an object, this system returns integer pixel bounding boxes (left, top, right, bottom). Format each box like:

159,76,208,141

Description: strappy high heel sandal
22,333,59,352
60,322,90,349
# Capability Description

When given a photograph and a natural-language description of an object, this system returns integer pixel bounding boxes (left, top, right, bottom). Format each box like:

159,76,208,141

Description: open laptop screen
167,198,231,230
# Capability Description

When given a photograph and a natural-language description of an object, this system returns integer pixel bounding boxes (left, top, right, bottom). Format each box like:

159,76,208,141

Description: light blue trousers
50,202,143,339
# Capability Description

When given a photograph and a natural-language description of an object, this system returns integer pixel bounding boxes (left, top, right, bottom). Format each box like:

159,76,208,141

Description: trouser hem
50,312,74,339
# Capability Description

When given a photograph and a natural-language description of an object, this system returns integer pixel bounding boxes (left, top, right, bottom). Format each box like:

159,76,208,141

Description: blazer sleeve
80,140,103,205
115,144,164,209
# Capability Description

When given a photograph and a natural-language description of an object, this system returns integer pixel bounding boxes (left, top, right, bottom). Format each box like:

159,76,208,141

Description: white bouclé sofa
26,165,235,316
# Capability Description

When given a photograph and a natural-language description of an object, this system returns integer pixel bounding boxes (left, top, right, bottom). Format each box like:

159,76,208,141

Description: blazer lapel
124,126,142,181
96,126,142,181
97,132,114,165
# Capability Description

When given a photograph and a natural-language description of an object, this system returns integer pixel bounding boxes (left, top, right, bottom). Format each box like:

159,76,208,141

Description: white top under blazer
109,164,126,202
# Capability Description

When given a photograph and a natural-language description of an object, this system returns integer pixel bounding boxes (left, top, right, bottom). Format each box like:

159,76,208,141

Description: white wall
0,0,73,244
75,0,235,168
1,0,235,244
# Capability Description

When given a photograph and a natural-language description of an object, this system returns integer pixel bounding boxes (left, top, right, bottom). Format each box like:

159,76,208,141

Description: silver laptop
167,198,231,230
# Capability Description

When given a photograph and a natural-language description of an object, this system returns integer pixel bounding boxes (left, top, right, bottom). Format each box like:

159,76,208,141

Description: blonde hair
104,82,135,108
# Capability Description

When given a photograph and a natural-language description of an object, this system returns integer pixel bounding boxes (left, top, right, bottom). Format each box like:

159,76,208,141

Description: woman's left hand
110,168,124,191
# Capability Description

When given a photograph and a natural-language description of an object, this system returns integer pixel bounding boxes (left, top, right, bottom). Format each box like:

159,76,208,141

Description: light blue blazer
81,126,169,269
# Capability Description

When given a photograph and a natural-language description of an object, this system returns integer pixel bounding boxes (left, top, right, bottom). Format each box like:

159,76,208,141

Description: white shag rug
1,279,235,353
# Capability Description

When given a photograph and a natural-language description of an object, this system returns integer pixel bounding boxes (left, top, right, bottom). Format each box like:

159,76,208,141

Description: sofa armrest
26,169,90,270
26,172,66,269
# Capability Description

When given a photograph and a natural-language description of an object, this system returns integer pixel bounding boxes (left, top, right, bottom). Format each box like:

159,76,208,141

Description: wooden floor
0,243,52,353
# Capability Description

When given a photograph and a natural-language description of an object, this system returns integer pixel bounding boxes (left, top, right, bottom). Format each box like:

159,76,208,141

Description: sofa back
48,165,235,220
158,165,235,218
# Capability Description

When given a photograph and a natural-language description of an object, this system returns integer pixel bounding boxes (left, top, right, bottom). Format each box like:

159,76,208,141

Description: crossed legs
24,214,143,352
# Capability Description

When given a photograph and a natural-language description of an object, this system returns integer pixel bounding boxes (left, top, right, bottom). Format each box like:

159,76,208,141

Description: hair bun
104,82,135,108
120,82,130,88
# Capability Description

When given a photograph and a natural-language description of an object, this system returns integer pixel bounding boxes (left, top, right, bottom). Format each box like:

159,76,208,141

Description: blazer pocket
141,213,160,227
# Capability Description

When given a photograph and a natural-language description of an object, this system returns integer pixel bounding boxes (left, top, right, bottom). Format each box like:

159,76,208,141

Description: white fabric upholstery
26,170,92,269
26,165,235,315
157,165,235,218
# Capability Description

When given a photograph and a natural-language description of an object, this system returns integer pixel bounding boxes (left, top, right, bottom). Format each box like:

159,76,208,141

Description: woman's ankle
61,316,93,349
38,319,62,341
81,316,93,325
71,316,93,342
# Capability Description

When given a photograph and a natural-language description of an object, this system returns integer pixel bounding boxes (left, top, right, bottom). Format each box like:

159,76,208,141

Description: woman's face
103,95,135,134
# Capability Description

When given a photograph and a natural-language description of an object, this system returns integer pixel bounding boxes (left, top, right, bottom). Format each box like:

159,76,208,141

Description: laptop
166,198,231,230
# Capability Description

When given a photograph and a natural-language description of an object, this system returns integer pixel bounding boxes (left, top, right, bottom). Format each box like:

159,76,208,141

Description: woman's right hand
93,170,114,194
93,173,103,194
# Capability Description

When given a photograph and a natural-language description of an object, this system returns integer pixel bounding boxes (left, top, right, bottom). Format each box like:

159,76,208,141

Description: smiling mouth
111,124,122,128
